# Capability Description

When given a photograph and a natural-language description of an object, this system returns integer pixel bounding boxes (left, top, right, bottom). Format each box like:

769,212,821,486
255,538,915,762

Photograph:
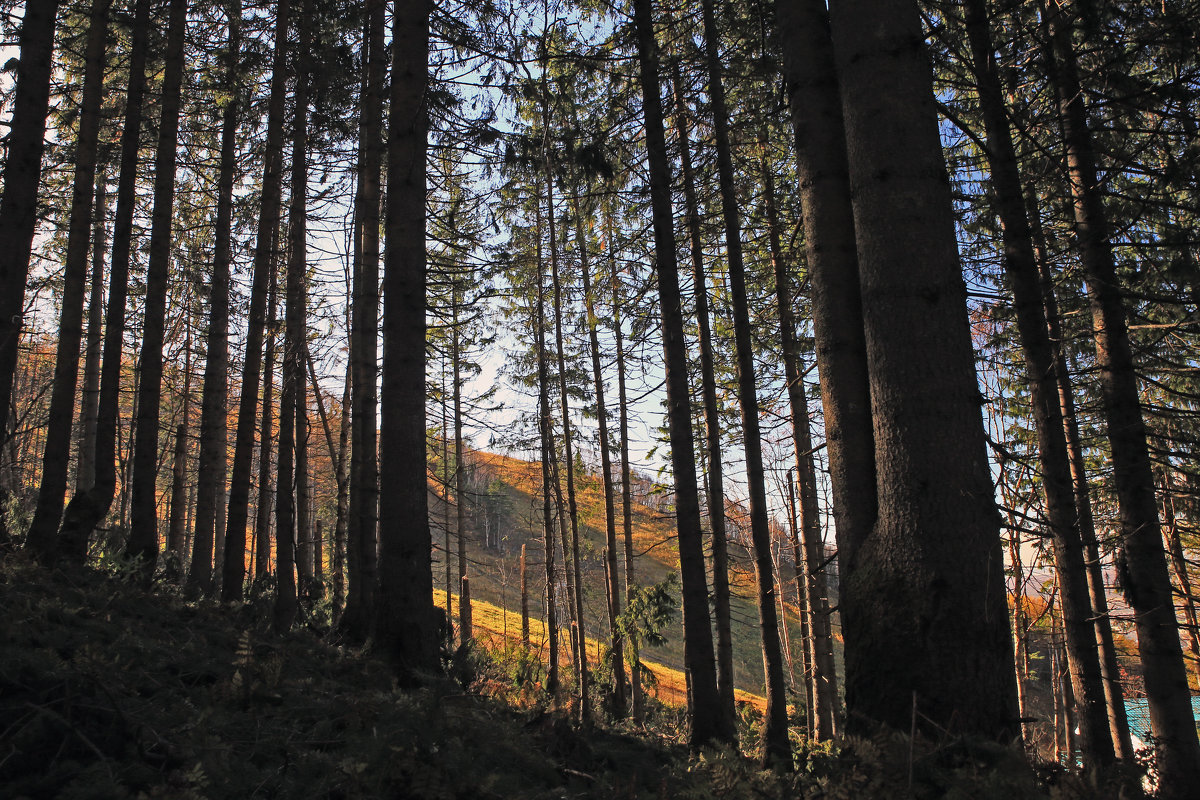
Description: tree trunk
574,192,626,716
697,0,789,763
668,63,736,735
190,0,241,597
0,0,63,480
376,0,438,677
168,311,193,576
127,0,189,575
786,470,816,734
75,172,107,498
25,0,110,563
1162,477,1200,688
962,0,1112,763
630,0,725,749
828,0,1018,737
254,263,279,581
222,0,291,601
452,290,472,642
60,0,151,560
774,0,874,739
607,205,642,722
760,134,838,740
342,0,385,641
1043,5,1200,790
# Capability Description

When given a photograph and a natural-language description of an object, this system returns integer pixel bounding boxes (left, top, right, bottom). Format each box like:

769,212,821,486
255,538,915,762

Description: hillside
429,448,824,701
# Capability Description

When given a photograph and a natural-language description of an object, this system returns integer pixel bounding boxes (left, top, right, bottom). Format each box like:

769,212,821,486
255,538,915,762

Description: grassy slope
433,450,813,702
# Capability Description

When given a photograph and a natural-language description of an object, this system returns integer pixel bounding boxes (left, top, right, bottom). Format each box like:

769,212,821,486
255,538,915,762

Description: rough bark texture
376,0,439,677
254,266,279,580
630,0,724,749
127,0,189,574
190,0,241,597
26,0,110,563
962,0,1112,763
1044,6,1200,791
58,0,152,561
828,0,1018,738
222,0,291,600
76,174,107,498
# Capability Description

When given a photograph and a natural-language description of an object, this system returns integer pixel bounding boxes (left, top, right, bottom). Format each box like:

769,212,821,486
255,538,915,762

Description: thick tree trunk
58,0,151,560
828,0,1018,738
630,0,724,749
0,0,63,476
1043,6,1200,791
668,64,736,735
761,141,838,740
342,0,385,641
774,0,874,739
25,0,110,563
222,0,291,601
962,0,1112,763
189,0,241,597
376,0,438,677
127,0,189,575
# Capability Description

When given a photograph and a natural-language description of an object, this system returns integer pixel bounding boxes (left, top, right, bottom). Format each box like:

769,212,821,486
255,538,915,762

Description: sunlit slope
430,449,813,703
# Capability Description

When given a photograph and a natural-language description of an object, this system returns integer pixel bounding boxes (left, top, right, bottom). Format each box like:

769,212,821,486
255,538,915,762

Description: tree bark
59,0,152,560
254,263,279,581
222,0,291,601
26,0,110,563
342,0,385,641
75,172,108,498
668,63,736,736
827,0,1018,737
127,0,189,575
189,0,241,597
453,289,472,642
0,0,63,478
630,0,725,749
1043,5,1200,790
962,0,1112,763
376,0,438,677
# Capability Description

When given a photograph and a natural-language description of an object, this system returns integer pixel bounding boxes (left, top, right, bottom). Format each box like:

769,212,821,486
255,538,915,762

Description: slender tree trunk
296,360,312,597
59,0,152,561
630,0,725,749
254,263,279,581
962,0,1112,763
334,357,351,616
520,543,531,649
760,135,838,740
1043,6,1200,790
697,0,788,763
452,291,472,642
376,0,438,676
75,173,107,498
827,0,1018,737
275,0,313,632
167,317,193,576
1162,477,1200,687
668,64,736,734
544,161,589,721
574,192,626,716
222,0,291,601
1029,193,1132,757
25,0,110,563
0,0,63,482
607,205,642,722
127,0,189,574
190,0,241,597
786,470,816,734
343,0,385,641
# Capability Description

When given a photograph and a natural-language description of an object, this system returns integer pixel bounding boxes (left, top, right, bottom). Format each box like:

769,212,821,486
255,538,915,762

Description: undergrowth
0,556,1145,798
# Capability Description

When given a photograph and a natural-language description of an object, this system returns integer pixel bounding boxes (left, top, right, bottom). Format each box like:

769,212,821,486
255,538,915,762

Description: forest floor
0,557,1140,799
